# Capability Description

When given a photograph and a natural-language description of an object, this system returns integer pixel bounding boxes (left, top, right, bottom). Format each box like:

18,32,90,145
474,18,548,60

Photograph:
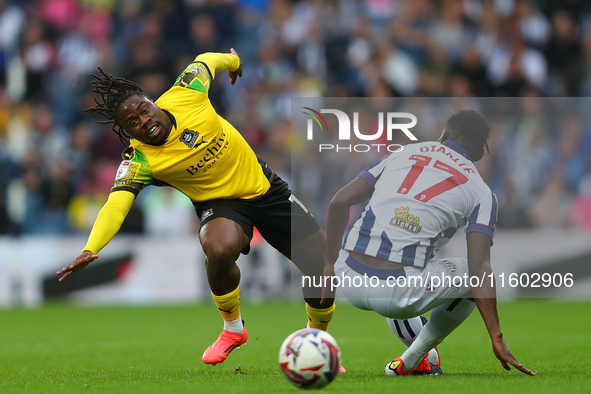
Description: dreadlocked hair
83,67,147,146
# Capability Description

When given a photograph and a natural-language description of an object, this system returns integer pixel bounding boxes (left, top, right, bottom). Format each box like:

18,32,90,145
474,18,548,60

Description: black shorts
193,157,321,255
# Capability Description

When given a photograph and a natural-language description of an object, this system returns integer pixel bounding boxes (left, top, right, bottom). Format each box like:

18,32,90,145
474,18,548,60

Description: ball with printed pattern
278,328,342,389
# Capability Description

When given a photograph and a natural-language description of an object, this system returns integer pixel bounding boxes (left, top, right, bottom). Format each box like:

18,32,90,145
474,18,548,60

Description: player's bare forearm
325,201,351,266
467,232,535,376
470,260,502,338
322,177,371,303
322,198,348,304
325,177,373,265
467,232,504,339
472,278,535,375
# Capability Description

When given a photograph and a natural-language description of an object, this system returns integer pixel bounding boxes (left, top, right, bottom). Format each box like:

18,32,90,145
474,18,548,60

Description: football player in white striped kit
324,110,535,376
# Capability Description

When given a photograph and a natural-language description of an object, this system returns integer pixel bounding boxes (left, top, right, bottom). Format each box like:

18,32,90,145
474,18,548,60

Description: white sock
388,317,439,367
400,327,438,371
387,317,424,347
224,314,244,334
401,299,475,370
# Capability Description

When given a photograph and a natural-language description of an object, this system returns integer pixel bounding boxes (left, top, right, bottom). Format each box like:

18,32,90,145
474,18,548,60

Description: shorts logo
390,206,423,234
442,260,457,274
115,160,131,180
180,128,207,149
202,209,214,221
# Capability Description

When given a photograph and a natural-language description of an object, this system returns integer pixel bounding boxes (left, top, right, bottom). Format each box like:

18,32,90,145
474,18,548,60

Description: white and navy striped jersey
343,141,497,268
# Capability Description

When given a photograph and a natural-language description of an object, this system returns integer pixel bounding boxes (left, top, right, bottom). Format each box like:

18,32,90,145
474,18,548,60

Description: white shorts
334,249,471,319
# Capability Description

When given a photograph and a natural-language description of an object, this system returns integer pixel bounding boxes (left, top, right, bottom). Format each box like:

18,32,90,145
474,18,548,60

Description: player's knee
203,242,240,267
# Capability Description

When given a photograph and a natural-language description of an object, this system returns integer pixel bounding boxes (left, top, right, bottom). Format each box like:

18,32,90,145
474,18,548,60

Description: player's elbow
468,259,491,276
328,189,352,211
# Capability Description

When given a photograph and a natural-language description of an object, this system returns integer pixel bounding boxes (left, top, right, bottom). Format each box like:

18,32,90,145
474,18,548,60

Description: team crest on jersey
180,128,206,149
390,206,423,234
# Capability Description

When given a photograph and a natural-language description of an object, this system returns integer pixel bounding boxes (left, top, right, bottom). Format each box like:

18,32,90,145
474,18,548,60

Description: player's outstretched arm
195,49,242,84
57,190,135,281
467,232,536,376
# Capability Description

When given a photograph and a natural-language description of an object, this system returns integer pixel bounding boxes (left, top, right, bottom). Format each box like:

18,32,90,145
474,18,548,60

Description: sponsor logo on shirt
185,129,229,175
390,206,423,234
441,260,457,274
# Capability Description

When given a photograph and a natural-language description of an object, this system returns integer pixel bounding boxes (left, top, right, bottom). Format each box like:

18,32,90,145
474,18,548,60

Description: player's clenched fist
228,48,242,85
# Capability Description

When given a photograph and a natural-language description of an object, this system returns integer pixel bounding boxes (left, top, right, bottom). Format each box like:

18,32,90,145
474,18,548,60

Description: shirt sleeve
173,53,240,96
111,147,153,196
466,191,498,245
358,152,394,189
83,190,135,253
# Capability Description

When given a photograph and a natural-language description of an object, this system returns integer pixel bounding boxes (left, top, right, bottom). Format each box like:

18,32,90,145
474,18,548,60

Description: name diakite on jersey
419,144,475,174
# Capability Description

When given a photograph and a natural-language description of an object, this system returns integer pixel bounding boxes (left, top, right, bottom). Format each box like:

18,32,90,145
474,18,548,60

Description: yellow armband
83,191,135,254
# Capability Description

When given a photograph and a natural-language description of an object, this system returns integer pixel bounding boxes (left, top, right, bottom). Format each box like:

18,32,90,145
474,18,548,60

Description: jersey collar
162,109,177,130
442,140,471,161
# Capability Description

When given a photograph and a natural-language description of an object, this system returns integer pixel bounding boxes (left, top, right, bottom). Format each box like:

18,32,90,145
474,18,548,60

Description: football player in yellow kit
57,49,340,368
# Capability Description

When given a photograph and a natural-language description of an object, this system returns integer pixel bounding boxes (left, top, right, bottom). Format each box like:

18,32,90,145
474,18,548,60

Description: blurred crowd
1,0,591,237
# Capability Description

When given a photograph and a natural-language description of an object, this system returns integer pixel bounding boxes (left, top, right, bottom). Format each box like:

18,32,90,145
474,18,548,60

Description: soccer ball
278,328,341,389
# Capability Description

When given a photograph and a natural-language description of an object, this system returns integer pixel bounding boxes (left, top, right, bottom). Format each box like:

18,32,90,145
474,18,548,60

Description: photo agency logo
302,107,418,152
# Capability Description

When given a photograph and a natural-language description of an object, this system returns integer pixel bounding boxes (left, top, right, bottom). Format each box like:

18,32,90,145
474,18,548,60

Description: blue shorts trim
344,253,406,280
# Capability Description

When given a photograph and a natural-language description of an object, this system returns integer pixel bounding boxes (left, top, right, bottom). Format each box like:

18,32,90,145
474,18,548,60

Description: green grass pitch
0,299,589,393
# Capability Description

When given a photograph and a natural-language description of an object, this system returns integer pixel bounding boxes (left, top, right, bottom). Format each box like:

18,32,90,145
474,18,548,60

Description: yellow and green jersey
112,52,270,203
83,53,270,254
